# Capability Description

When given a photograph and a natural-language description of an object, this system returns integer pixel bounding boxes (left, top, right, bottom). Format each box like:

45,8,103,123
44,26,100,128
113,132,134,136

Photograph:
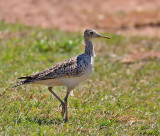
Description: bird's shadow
25,117,65,125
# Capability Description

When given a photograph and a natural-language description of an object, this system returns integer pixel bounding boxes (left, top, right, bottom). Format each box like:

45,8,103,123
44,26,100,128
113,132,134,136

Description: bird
13,29,110,122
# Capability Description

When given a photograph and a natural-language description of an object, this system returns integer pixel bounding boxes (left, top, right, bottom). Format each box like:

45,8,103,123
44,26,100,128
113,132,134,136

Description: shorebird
13,29,110,122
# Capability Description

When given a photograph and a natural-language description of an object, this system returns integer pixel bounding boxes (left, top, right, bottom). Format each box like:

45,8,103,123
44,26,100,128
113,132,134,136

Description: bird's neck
84,39,94,56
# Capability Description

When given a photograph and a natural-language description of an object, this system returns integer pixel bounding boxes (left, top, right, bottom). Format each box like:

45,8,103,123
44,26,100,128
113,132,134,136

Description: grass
0,21,160,135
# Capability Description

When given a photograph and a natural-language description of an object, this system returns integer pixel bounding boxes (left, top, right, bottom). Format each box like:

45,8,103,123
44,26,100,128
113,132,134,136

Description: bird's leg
64,89,70,122
59,103,65,117
48,87,65,117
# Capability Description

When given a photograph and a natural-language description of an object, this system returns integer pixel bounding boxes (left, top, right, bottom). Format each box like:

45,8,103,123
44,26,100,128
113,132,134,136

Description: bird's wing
18,56,85,83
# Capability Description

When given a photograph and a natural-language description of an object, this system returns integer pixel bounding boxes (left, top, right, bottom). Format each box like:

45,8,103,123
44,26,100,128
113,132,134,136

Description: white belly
59,72,91,87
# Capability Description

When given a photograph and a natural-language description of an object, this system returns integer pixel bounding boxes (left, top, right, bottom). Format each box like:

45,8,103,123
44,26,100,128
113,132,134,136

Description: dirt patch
122,51,160,64
0,0,160,36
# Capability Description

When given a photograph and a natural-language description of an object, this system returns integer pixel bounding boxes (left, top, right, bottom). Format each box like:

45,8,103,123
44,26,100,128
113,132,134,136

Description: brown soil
0,0,160,36
122,51,160,64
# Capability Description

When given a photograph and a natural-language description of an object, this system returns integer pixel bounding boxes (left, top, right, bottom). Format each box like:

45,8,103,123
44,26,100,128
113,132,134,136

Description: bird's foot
64,118,68,123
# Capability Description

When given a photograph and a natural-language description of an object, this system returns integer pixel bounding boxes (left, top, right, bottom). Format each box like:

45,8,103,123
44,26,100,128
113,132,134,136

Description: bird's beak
97,34,110,39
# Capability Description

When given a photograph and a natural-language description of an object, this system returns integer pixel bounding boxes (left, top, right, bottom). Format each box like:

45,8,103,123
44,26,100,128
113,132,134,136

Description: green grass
0,21,160,135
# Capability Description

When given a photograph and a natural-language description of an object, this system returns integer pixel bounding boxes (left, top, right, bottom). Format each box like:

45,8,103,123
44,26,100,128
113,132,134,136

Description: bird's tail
12,77,32,88
12,80,28,88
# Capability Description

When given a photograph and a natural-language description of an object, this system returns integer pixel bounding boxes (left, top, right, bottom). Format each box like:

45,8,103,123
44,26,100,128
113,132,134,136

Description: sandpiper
13,29,110,122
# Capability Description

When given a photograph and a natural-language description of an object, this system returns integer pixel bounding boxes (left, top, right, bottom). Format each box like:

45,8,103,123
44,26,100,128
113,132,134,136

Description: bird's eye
90,31,93,35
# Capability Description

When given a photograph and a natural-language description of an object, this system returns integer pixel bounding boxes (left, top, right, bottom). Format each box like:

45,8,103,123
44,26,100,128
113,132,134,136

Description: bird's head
83,29,110,40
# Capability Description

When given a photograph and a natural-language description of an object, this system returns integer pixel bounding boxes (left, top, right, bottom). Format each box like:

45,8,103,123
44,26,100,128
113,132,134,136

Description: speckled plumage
13,53,94,89
13,29,110,122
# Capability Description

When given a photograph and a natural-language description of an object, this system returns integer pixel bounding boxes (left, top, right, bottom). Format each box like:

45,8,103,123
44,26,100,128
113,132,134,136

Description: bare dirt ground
0,0,160,37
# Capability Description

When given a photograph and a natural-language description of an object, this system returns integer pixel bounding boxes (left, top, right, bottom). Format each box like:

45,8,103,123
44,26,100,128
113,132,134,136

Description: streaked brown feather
16,56,86,85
